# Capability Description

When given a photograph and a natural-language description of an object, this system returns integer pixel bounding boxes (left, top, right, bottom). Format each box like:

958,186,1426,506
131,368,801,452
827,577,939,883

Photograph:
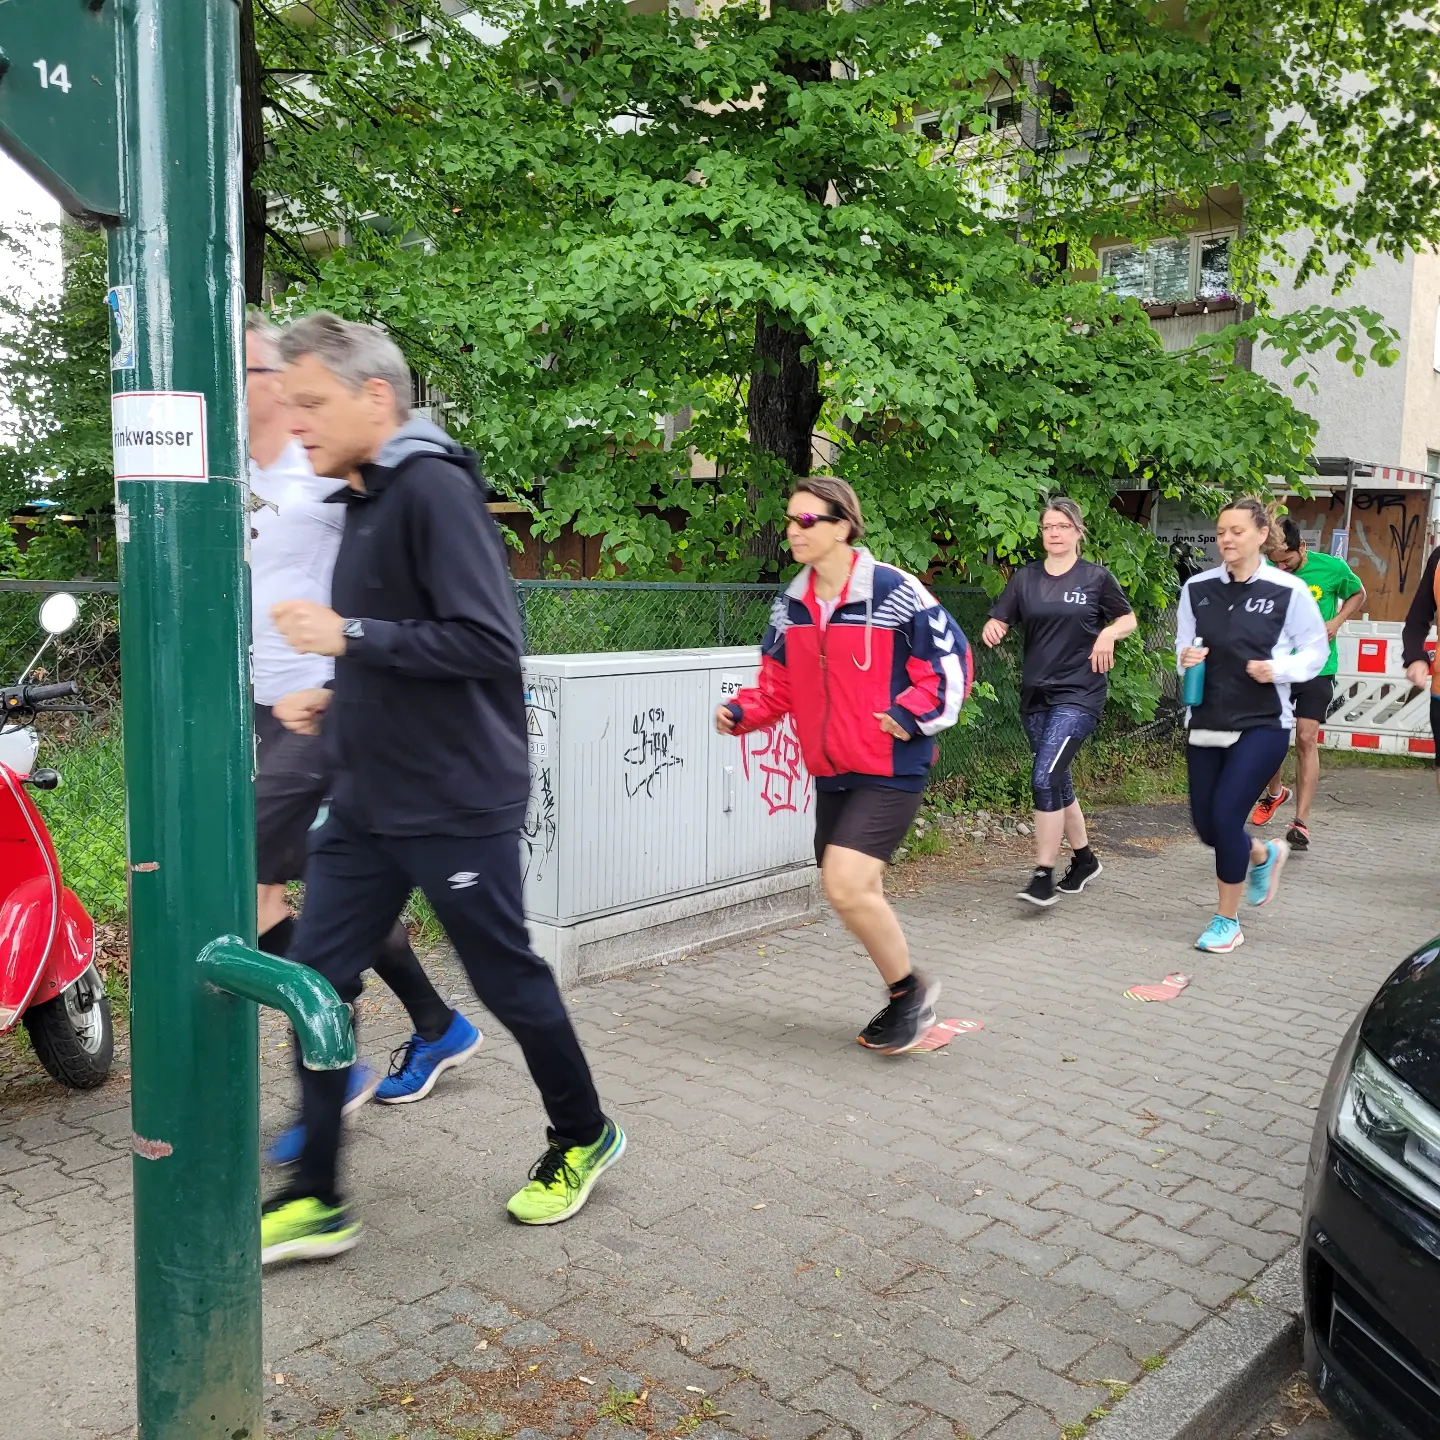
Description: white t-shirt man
249,439,346,706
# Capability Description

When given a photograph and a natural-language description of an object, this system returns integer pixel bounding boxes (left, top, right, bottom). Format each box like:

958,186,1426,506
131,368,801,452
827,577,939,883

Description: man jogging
260,313,621,1263
1249,518,1365,850
246,314,479,1167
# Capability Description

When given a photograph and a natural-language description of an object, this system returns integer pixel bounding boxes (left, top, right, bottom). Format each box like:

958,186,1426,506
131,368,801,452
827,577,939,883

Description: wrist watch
342,619,364,642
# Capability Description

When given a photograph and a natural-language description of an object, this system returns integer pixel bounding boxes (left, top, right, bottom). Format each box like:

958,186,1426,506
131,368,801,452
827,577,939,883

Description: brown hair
1042,496,1086,543
1218,495,1274,536
790,476,865,542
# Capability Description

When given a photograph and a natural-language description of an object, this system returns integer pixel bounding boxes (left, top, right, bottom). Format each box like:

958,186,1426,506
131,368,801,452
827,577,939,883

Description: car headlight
1333,1044,1440,1218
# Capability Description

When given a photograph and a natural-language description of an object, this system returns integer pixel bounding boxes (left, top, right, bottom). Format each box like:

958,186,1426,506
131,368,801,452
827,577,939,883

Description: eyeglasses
787,512,844,529
1041,522,1076,533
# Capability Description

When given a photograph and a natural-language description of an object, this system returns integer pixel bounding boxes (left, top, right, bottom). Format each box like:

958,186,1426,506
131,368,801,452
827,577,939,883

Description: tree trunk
749,309,821,477
745,0,829,566
239,0,267,306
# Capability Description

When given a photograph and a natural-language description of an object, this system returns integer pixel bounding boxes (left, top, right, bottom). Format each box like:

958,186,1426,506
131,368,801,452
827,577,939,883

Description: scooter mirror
38,593,79,636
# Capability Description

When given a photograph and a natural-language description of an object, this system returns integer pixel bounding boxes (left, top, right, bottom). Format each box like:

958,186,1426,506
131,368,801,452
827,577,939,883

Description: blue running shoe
263,1062,378,1166
375,1011,482,1105
1195,914,1244,953
1243,838,1290,908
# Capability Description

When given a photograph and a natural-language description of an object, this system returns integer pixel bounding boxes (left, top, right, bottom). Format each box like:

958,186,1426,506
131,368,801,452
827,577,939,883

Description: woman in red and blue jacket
715,476,973,1054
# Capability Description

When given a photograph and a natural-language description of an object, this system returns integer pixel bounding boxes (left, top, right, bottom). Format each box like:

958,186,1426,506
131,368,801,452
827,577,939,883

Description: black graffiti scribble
623,707,684,799
522,762,556,882
1337,492,1409,515
1390,510,1423,592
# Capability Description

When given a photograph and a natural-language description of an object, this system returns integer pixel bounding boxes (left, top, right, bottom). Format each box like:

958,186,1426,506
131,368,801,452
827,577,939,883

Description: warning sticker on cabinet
112,392,207,481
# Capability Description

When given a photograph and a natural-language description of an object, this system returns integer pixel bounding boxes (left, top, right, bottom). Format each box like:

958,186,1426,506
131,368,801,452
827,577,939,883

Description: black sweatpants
289,809,605,1205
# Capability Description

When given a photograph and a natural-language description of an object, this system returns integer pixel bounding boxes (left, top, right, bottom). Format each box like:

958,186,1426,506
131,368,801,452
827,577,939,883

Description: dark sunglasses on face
787,512,844,530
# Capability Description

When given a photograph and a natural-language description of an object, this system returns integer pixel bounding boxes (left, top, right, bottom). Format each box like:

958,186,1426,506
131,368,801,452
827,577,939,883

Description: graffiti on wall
740,714,812,817
1285,491,1431,622
522,675,558,883
623,707,685,799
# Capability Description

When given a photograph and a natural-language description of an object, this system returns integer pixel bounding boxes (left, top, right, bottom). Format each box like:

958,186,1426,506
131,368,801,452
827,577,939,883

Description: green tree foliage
0,222,114,577
259,0,1427,630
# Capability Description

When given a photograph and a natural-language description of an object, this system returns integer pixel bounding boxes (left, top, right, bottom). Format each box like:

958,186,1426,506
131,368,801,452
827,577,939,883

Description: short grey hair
245,309,283,345
245,309,283,365
278,311,412,420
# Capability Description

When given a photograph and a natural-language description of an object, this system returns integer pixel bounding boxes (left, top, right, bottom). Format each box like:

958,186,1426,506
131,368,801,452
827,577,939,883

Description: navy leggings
1186,728,1291,883
1021,705,1099,812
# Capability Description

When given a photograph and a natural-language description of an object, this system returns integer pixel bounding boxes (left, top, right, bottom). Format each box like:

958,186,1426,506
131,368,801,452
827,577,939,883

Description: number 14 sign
0,0,121,221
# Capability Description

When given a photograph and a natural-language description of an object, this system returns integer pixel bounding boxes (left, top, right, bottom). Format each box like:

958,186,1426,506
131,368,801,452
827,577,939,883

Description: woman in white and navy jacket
1176,498,1328,954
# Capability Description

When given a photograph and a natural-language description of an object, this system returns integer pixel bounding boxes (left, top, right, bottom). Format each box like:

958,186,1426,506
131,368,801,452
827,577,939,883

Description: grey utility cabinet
521,647,818,983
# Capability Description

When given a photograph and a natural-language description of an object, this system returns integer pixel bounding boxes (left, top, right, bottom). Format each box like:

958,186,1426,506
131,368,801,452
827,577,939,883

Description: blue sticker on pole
107,285,136,371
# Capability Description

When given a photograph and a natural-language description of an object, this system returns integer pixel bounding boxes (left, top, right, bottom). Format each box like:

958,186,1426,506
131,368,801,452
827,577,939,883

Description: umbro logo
448,871,479,890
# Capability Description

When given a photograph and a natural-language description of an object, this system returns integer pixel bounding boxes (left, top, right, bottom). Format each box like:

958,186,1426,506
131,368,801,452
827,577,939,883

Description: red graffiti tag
740,716,812,817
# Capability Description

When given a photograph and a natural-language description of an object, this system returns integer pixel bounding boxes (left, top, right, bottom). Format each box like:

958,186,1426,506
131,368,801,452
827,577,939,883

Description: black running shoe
1286,820,1310,852
1056,853,1103,894
1017,868,1058,907
858,974,939,1054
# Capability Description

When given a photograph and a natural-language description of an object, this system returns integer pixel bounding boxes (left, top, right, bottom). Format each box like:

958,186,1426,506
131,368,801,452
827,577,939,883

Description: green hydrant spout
196,937,355,1070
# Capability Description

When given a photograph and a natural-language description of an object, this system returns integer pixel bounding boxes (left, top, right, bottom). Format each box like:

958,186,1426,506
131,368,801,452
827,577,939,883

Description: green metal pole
109,2,261,1433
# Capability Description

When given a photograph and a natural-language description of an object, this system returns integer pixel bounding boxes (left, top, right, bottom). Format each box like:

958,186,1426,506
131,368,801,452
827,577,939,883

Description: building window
1099,232,1234,303
915,94,1022,143
1427,449,1440,478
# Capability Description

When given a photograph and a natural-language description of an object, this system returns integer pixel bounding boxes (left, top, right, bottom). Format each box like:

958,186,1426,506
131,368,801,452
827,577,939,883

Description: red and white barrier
1319,621,1435,756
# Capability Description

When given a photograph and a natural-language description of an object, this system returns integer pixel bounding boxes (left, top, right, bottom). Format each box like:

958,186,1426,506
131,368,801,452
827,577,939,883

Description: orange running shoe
1249,785,1290,826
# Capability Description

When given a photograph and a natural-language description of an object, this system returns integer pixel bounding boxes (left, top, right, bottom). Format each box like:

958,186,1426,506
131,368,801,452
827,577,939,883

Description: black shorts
1290,674,1335,725
254,703,330,885
1431,697,1440,769
813,785,925,866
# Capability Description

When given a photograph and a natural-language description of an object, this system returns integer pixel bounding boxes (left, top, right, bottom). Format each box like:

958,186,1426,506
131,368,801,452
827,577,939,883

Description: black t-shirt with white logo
989,559,1133,717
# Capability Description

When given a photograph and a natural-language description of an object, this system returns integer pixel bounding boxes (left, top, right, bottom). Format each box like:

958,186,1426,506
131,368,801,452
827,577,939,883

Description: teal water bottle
1182,635,1205,707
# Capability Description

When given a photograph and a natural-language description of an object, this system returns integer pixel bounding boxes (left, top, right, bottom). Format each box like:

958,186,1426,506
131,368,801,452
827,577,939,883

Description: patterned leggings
1021,705,1099,813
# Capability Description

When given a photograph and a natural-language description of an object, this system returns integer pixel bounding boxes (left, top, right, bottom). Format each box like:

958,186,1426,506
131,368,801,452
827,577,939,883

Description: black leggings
1186,728,1290,883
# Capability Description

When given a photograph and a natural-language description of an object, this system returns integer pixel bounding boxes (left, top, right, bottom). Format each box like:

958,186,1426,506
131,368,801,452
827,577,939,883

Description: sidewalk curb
1091,1246,1303,1440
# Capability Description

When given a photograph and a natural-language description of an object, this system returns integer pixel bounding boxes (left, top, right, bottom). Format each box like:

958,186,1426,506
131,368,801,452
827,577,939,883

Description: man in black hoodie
260,313,622,1264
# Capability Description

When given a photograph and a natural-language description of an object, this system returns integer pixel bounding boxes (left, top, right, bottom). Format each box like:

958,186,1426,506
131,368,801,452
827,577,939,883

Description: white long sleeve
1174,581,1198,672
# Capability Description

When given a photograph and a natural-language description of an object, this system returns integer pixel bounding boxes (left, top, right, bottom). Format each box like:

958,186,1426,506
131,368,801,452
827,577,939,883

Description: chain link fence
1,577,1180,926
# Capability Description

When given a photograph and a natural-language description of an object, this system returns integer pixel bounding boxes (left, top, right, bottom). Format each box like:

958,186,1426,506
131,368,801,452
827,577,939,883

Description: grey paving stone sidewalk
1,767,1432,1440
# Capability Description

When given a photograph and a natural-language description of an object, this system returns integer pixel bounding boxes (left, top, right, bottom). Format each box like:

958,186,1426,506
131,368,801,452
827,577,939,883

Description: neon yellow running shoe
261,1195,361,1265
507,1118,626,1225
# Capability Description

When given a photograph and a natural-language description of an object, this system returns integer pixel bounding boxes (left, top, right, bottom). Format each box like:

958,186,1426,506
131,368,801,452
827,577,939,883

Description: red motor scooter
0,592,111,1089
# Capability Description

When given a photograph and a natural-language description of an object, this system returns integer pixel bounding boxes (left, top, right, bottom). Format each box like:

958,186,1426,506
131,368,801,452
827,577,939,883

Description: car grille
1313,1254,1440,1436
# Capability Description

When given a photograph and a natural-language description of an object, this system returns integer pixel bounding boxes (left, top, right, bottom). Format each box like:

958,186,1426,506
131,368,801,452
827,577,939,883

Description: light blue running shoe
375,1011,483,1104
264,1061,378,1166
1195,914,1244,953
1243,838,1290,908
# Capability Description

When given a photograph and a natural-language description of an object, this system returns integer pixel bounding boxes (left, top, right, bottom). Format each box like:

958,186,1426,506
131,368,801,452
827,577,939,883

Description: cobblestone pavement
2,767,1433,1440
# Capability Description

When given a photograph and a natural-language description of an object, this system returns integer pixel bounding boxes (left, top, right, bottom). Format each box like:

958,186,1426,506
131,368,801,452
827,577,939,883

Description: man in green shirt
1249,518,1366,849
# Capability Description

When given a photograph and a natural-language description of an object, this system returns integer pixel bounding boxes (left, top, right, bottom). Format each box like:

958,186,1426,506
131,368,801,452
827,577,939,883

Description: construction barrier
1319,620,1435,756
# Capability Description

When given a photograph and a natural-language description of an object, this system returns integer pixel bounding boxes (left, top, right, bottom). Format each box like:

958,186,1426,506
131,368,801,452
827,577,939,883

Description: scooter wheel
23,963,113,1090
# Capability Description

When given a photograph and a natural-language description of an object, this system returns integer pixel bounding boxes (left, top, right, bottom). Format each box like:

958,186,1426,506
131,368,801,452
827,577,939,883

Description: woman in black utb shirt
982,499,1136,907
